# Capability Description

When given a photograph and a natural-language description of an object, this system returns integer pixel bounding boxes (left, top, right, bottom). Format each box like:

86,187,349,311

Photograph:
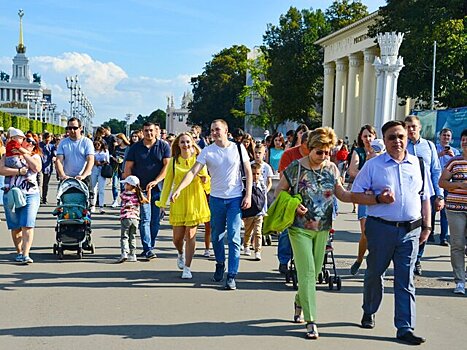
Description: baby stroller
52,178,94,259
286,228,341,291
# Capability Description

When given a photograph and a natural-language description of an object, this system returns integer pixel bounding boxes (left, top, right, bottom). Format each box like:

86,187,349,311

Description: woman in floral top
275,127,353,340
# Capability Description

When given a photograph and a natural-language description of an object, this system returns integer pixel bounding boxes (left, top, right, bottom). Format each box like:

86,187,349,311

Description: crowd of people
0,116,465,344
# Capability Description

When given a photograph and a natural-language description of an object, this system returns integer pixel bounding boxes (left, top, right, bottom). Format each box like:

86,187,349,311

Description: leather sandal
305,322,319,340
293,302,303,323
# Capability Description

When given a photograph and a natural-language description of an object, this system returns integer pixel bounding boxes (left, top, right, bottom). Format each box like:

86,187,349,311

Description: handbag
5,187,27,212
100,163,113,178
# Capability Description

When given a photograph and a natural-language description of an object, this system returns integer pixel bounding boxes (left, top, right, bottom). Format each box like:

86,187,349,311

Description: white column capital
363,47,379,63
336,58,348,72
324,62,335,76
348,53,362,68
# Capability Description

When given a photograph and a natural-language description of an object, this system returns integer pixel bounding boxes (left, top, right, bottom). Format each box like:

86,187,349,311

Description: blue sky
0,0,385,125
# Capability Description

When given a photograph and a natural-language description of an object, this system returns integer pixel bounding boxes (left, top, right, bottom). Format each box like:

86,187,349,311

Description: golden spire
16,9,26,54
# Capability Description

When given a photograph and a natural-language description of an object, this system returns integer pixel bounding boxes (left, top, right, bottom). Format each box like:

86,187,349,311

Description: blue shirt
56,137,95,177
352,152,433,222
125,139,171,190
436,144,460,169
406,137,442,197
40,142,56,174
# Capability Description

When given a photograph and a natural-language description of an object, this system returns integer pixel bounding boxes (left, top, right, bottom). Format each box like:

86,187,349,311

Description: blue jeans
209,196,242,277
364,217,419,336
417,195,441,262
111,171,120,200
139,189,161,253
431,190,449,242
277,229,292,265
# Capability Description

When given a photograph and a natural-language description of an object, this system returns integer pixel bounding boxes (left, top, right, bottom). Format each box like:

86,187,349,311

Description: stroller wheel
317,272,324,284
53,244,57,255
336,276,342,291
328,276,334,290
324,270,330,284
265,235,272,246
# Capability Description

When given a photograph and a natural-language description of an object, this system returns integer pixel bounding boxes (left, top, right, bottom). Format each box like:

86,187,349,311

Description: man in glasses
55,118,95,188
124,122,170,260
405,115,443,275
351,120,432,345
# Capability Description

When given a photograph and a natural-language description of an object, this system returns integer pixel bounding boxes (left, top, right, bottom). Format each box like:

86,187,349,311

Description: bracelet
422,226,432,230
375,194,381,204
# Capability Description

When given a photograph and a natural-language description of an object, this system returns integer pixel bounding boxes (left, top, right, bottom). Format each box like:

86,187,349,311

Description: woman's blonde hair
171,132,200,162
307,127,337,150
116,133,130,146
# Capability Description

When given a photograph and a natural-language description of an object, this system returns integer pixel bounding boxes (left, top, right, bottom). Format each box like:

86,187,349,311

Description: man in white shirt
172,119,252,290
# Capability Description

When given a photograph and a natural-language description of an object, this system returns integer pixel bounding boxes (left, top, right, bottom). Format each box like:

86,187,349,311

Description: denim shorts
3,191,41,230
357,204,368,220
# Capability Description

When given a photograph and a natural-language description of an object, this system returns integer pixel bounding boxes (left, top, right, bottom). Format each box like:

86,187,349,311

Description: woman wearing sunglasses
274,127,352,340
0,133,42,264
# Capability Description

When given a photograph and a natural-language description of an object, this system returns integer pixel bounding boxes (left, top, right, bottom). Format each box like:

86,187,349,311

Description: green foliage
262,7,331,127
102,118,127,134
29,119,43,134
369,0,467,108
0,111,63,134
325,0,369,32
189,45,250,131
129,109,167,131
1,112,12,130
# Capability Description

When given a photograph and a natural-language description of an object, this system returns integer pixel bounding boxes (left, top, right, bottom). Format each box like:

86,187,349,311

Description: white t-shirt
197,142,249,199
251,161,273,190
6,154,40,194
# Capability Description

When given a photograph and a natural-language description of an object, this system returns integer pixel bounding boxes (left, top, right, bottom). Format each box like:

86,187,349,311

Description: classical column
361,48,378,130
345,53,362,141
333,58,348,138
322,62,335,128
374,32,405,134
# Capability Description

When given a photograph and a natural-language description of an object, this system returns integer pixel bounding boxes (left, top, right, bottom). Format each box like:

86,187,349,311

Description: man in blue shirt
405,115,444,275
124,122,170,260
351,120,432,345
38,132,56,204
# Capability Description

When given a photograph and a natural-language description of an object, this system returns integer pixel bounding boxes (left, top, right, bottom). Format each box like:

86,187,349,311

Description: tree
102,118,126,134
188,45,250,131
129,109,166,131
262,7,331,127
325,0,369,32
369,0,467,108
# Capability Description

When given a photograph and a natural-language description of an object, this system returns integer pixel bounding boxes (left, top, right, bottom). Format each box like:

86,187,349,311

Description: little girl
117,175,150,263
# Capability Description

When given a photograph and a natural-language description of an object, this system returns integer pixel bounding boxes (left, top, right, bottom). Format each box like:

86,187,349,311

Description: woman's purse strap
294,161,301,195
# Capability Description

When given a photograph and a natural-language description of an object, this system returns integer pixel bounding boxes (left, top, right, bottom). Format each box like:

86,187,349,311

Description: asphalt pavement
0,179,465,350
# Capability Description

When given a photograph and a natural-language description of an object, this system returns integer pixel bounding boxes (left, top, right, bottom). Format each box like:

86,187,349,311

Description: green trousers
289,226,328,322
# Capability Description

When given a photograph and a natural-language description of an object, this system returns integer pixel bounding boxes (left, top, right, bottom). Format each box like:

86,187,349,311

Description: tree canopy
188,45,250,131
369,0,467,108
100,109,166,135
325,0,369,32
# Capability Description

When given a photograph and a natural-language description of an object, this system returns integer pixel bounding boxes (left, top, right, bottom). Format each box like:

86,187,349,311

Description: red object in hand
336,149,349,162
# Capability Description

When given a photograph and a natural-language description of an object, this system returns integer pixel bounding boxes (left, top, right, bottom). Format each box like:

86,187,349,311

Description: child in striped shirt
117,175,150,263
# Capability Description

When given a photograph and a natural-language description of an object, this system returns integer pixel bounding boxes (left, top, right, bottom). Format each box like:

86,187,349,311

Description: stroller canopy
56,178,90,203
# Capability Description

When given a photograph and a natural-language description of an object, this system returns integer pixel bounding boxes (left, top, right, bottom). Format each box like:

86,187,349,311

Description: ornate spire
16,9,26,54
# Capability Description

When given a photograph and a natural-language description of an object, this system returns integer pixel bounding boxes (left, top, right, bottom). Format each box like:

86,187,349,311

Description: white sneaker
116,253,128,263
244,247,252,256
127,254,137,262
90,206,96,213
177,253,185,270
111,199,119,208
454,282,465,295
254,252,262,261
181,266,192,279
99,207,106,214
203,249,211,258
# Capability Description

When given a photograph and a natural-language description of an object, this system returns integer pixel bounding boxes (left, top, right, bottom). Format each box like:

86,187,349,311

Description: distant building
166,91,193,134
0,10,64,126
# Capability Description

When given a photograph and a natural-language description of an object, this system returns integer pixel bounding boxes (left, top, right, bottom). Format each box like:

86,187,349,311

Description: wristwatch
436,195,444,200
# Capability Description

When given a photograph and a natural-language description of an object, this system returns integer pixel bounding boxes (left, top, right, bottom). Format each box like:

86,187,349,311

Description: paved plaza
0,179,465,350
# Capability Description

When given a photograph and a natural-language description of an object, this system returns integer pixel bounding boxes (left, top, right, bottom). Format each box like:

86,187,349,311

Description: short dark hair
142,122,160,128
286,130,294,137
440,128,453,135
382,120,406,136
301,131,311,145
461,128,467,138
68,117,81,127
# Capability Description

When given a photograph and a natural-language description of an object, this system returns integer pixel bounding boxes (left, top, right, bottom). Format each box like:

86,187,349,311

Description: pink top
120,191,140,219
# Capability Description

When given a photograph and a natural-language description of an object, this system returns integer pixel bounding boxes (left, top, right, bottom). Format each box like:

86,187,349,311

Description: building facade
165,91,193,135
316,12,412,140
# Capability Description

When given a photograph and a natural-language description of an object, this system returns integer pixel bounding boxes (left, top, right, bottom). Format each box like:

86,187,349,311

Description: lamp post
65,75,78,118
125,113,132,138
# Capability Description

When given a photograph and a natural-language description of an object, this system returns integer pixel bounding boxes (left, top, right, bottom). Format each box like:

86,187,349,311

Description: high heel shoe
305,322,319,340
293,302,303,323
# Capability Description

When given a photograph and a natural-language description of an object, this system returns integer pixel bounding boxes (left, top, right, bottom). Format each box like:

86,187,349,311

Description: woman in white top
90,138,110,213
0,133,42,264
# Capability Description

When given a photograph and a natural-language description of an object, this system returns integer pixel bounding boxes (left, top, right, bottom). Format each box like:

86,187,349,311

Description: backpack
242,183,265,218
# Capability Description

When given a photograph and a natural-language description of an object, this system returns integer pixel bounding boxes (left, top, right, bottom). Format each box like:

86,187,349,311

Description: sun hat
9,128,25,138
121,175,140,187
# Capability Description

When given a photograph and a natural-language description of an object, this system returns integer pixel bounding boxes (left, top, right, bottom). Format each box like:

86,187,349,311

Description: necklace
307,157,324,189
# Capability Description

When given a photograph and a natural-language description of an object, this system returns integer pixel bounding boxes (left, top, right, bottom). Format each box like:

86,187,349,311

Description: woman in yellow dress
156,132,210,279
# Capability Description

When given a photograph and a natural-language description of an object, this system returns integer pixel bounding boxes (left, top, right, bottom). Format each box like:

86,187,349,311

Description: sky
0,0,385,125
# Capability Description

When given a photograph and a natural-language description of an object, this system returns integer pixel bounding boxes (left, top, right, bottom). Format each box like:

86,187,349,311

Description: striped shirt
120,191,141,219
445,156,467,212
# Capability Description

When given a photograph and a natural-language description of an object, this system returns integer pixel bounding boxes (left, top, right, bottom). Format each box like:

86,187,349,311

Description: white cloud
0,52,196,124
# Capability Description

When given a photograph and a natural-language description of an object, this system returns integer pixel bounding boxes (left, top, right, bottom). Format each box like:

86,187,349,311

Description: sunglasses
315,150,329,156
26,138,37,146
387,134,405,141
66,126,79,131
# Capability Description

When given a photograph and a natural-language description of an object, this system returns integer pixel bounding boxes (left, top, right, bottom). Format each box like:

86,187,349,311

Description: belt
368,216,422,230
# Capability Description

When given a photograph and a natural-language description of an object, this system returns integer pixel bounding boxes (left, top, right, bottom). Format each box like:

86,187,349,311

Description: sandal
293,302,303,323
305,322,319,340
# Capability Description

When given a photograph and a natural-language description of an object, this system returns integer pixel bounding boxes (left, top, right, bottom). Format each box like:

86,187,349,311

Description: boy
242,162,267,260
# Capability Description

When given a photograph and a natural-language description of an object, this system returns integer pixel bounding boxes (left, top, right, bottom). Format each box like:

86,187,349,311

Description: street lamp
65,75,78,118
125,113,132,138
